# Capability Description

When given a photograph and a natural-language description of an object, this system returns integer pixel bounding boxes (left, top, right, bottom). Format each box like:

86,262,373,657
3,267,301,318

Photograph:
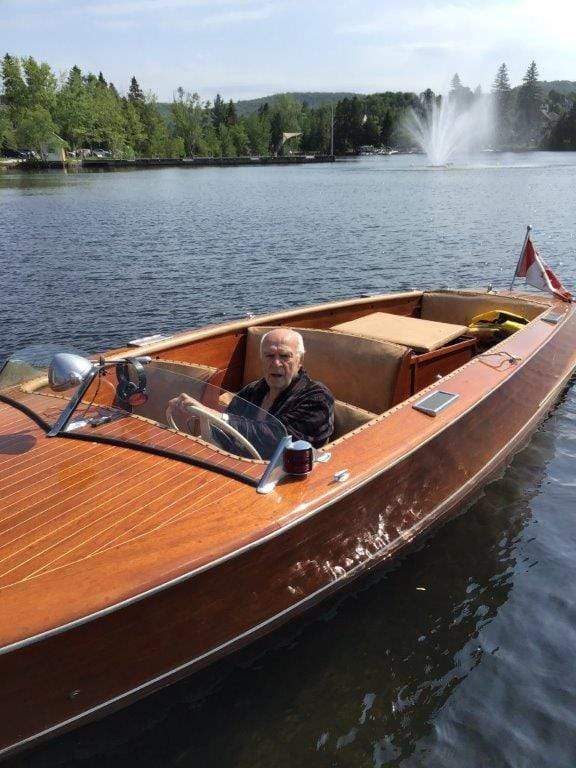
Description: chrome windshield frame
3,352,291,484
46,355,152,438
257,434,293,494
46,364,99,437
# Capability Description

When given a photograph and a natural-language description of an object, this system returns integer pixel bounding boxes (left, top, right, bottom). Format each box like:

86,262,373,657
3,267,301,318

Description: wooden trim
410,337,476,393
391,348,413,405
119,291,424,355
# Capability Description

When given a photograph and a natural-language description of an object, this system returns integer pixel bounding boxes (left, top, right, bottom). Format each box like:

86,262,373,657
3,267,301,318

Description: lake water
1,153,576,767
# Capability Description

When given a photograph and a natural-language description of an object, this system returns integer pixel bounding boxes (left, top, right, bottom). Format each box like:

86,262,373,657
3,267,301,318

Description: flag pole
509,224,532,292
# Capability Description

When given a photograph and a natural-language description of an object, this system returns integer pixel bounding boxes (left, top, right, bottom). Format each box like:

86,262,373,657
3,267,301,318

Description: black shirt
225,369,334,458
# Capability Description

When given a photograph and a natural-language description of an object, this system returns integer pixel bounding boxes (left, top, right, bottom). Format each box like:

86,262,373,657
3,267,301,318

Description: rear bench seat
331,312,468,353
420,290,546,325
243,326,412,439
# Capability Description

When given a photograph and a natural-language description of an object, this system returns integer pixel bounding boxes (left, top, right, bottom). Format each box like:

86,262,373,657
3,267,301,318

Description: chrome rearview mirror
48,353,94,392
47,354,98,438
46,353,150,437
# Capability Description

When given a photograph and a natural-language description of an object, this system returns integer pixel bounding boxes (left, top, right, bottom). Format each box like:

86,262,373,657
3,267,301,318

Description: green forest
1,53,576,159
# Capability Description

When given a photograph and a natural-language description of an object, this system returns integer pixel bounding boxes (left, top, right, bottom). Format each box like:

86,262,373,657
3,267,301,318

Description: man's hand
167,392,221,420
167,392,202,419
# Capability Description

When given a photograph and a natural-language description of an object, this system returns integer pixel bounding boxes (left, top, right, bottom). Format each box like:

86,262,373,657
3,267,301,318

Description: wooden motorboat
1,287,575,757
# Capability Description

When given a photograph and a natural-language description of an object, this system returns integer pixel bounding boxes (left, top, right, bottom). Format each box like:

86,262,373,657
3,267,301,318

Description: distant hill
156,102,172,121
539,80,576,95
157,92,361,120
510,80,576,96
234,92,361,115
157,83,576,120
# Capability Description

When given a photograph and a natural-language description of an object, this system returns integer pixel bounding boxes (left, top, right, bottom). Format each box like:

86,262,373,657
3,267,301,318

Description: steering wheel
166,400,262,460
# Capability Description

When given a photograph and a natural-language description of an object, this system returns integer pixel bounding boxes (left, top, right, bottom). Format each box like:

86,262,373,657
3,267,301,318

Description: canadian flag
514,236,572,303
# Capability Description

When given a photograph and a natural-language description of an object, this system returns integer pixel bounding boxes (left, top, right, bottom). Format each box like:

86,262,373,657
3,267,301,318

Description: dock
14,155,336,171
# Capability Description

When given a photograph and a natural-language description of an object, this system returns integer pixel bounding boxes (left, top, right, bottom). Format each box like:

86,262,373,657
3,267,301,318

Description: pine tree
122,96,146,153
225,99,238,126
516,61,543,145
67,65,83,91
55,65,89,148
492,63,513,147
97,71,107,87
450,73,462,92
128,76,144,104
449,73,473,111
211,94,226,127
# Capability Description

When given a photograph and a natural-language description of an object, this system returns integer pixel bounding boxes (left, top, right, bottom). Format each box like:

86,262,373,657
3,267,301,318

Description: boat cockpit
0,290,550,488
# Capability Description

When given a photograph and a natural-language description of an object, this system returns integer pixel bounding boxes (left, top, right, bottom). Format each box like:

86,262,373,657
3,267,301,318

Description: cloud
200,5,272,26
330,0,576,90
81,0,275,31
84,0,254,16
337,0,576,48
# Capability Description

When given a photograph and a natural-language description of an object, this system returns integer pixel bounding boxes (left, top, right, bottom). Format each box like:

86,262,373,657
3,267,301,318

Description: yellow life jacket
468,310,529,342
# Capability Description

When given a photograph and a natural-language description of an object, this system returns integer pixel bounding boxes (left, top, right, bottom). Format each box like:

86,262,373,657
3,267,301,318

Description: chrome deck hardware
413,390,459,417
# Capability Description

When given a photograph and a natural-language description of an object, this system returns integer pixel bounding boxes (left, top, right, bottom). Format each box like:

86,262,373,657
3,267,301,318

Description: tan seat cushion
421,291,546,326
243,326,408,413
331,400,376,441
331,312,468,353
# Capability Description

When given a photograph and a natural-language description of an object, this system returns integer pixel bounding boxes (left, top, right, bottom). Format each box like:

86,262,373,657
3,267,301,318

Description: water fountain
406,96,493,166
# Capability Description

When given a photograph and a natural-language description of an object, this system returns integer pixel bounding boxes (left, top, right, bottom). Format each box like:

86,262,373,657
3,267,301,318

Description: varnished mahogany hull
2,306,575,758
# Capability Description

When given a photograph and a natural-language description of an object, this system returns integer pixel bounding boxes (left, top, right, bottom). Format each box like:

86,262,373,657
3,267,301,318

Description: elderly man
234,328,334,448
169,328,334,457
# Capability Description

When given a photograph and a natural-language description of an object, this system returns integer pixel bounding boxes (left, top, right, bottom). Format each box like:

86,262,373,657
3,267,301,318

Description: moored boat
1,286,575,757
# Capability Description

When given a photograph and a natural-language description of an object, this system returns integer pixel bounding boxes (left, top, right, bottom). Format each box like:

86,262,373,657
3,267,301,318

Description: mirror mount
46,354,152,438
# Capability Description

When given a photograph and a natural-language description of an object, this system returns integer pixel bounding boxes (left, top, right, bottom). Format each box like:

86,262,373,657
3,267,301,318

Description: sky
2,0,576,102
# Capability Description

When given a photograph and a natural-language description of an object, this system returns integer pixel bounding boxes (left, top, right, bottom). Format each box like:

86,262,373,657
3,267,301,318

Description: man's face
261,331,302,393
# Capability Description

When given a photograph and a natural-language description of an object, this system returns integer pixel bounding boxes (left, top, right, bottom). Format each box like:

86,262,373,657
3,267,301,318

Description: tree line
1,53,576,158
0,53,418,158
490,61,576,149
421,62,576,150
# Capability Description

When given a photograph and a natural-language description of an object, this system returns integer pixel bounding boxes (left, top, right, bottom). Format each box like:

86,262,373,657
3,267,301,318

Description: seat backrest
421,291,545,326
243,326,409,413
330,399,376,441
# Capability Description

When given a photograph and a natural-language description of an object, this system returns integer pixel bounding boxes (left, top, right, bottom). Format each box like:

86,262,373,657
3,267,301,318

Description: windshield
0,353,287,473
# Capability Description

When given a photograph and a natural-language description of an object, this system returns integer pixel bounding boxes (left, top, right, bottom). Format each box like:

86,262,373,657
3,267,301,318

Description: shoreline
1,155,336,172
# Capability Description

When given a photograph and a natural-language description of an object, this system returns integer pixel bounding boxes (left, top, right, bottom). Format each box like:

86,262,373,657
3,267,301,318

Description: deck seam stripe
0,461,192,579
21,469,216,581
0,451,169,551
0,447,159,530
31,477,240,579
